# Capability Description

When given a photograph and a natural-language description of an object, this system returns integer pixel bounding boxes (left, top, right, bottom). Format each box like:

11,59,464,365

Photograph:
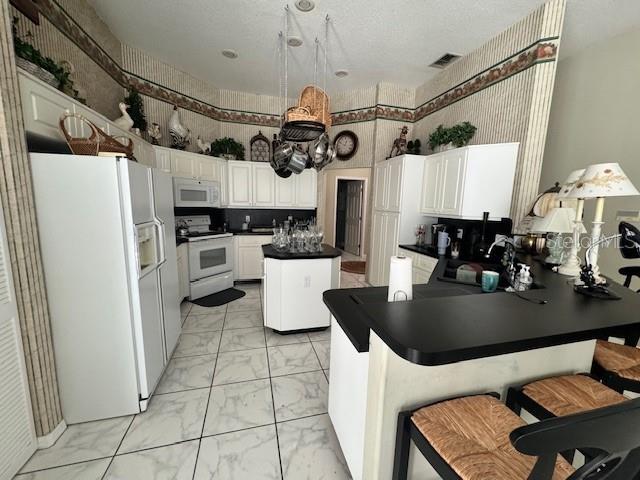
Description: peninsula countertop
323,255,640,366
262,244,342,260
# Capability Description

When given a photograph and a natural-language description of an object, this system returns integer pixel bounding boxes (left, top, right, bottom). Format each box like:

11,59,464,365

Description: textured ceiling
88,0,640,97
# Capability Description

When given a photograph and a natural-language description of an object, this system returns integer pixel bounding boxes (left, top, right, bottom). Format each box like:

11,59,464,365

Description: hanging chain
284,5,289,113
323,15,329,118
314,37,319,109
278,31,283,129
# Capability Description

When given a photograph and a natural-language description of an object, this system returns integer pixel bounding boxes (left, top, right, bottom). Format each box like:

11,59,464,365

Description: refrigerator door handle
153,218,167,267
133,227,141,276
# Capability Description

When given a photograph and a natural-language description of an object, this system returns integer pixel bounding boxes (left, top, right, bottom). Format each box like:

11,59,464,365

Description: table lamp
532,207,579,264
566,163,639,284
556,169,586,276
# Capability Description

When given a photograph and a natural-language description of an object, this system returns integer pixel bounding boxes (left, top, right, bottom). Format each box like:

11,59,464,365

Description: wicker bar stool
592,339,640,393
393,393,640,480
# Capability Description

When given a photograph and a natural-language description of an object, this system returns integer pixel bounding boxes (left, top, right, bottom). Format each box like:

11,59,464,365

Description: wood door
0,209,37,480
252,163,275,207
344,181,363,256
440,150,466,216
227,161,253,206
420,155,442,215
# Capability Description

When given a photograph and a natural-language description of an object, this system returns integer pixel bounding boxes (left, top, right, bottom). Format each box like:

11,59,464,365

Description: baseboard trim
37,420,67,449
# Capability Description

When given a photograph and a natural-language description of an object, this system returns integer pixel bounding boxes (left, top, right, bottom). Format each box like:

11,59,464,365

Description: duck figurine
196,136,211,155
168,105,191,150
113,102,134,132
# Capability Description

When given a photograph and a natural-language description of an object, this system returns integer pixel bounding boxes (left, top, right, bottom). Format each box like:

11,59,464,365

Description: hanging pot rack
275,8,334,172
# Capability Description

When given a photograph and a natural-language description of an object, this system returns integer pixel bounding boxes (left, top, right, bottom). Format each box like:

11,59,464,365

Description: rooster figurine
196,136,211,155
168,105,191,150
113,102,134,132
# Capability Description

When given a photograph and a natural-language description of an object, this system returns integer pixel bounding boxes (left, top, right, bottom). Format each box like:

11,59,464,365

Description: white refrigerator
30,153,181,423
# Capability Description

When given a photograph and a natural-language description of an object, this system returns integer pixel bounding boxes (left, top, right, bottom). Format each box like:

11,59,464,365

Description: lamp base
574,284,621,300
557,256,581,276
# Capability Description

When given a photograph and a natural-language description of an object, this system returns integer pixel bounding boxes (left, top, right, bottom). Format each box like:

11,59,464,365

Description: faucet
485,236,516,259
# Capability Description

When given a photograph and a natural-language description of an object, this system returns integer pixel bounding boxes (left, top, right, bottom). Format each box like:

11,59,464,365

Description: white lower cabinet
234,235,271,280
398,247,438,284
177,243,189,302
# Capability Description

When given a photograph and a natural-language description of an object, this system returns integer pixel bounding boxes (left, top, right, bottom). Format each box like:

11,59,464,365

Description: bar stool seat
409,395,574,480
594,339,640,382
522,374,627,417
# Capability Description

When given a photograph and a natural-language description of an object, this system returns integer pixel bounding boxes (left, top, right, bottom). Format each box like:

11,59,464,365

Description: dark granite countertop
228,229,274,236
323,255,640,365
398,244,439,259
262,244,342,260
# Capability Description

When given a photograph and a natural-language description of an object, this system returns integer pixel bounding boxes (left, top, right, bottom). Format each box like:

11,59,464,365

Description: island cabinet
369,155,427,287
420,143,519,220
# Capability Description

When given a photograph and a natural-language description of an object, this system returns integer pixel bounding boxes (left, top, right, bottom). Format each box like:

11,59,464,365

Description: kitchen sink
437,259,544,291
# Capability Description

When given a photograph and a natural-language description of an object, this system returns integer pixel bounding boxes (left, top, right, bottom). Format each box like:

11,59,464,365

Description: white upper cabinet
373,164,387,211
420,143,519,220
153,147,172,173
252,163,276,207
171,150,199,178
373,158,403,212
295,169,317,208
227,161,253,206
275,175,296,207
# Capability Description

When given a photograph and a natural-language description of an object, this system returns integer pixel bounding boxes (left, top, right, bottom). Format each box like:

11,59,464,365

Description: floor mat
341,261,366,275
191,288,246,307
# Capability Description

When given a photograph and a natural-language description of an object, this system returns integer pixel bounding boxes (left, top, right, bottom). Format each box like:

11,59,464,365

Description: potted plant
210,137,245,160
449,122,477,148
12,17,85,103
428,125,452,152
124,88,147,133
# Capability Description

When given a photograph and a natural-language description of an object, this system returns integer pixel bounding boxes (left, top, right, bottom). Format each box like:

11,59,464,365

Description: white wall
540,27,640,287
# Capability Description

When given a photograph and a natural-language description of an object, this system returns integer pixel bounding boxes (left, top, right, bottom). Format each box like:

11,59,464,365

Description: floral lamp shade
531,207,585,234
557,169,586,198
566,163,639,199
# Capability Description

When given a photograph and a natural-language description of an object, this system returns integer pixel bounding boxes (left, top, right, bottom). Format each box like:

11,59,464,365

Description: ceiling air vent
430,53,461,69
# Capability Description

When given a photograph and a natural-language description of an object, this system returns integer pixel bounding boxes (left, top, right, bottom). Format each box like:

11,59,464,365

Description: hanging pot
310,133,330,167
273,142,294,170
275,166,292,178
285,145,309,174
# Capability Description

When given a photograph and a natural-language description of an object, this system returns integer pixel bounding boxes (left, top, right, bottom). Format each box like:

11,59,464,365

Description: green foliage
449,122,477,148
427,122,477,150
12,17,85,104
210,137,245,160
124,89,147,131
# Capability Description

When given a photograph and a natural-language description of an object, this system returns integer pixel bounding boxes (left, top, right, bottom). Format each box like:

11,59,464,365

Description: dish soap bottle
516,265,533,291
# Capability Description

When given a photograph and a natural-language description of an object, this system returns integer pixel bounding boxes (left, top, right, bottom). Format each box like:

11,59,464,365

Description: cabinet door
275,176,296,207
381,213,400,285
237,246,263,279
295,169,317,208
385,158,403,212
373,163,387,211
252,163,275,207
171,151,198,178
197,156,218,181
368,211,385,286
227,161,253,206
154,147,172,173
440,150,466,215
420,156,442,214
217,159,228,206
19,73,74,140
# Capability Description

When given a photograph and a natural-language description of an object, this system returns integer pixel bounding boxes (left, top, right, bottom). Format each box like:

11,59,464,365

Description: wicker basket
59,113,135,160
298,85,331,129
285,106,315,123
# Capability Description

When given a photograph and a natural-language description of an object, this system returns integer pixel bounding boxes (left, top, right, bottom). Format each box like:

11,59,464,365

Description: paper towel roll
388,256,413,302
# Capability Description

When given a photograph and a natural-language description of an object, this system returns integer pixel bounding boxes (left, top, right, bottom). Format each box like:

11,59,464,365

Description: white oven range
176,215,234,299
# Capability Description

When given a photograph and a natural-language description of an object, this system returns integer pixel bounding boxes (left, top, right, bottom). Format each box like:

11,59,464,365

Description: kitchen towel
388,256,413,302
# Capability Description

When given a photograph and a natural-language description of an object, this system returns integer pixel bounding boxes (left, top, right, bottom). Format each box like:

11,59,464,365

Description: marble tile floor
16,282,353,480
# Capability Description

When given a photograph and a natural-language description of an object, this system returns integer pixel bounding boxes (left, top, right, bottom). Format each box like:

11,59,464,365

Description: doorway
334,179,364,256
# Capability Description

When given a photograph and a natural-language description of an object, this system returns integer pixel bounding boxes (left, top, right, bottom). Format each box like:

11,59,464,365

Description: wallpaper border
35,0,558,128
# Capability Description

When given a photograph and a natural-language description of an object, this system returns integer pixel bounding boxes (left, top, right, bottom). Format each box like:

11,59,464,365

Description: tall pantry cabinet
368,155,427,287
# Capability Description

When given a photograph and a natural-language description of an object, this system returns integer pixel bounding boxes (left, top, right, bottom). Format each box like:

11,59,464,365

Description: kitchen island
323,256,640,480
263,244,341,332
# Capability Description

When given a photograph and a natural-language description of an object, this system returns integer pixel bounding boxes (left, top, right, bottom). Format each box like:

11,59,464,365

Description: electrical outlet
304,276,311,288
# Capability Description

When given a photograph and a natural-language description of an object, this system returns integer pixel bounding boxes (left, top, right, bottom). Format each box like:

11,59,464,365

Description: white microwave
173,178,221,208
